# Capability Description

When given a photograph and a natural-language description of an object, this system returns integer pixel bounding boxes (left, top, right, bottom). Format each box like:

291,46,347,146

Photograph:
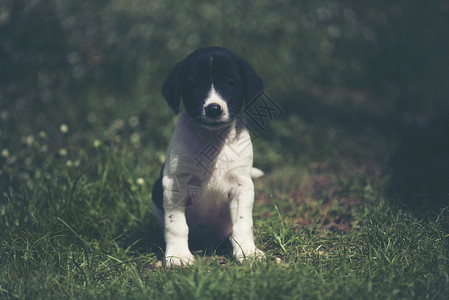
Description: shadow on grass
120,216,236,263
387,111,449,218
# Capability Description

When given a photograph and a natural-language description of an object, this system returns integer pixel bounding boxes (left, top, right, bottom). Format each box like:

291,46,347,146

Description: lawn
1,1,448,299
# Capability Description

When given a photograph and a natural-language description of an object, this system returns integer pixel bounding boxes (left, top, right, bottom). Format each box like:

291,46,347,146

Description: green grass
1,110,448,299
1,0,449,299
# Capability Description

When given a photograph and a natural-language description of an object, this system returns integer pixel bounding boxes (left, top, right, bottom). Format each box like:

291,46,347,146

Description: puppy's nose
205,103,223,119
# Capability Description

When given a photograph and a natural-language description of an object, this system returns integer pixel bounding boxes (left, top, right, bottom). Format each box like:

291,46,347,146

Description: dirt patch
259,160,381,233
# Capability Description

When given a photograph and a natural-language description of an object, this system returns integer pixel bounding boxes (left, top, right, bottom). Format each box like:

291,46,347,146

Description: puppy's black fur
161,47,263,116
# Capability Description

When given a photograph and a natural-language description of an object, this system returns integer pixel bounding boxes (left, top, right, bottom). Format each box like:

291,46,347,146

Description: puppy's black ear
239,59,264,102
162,62,184,114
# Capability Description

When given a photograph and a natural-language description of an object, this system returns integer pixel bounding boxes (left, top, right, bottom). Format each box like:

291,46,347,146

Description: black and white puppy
152,47,265,267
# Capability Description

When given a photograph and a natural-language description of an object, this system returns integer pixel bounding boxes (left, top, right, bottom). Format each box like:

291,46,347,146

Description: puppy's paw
234,247,265,264
165,251,195,268
254,248,265,259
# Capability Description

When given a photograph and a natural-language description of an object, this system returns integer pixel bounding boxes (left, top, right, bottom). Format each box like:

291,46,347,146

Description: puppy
152,47,265,267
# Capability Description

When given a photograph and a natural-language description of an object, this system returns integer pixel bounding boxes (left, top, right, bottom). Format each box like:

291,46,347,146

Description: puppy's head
162,47,263,129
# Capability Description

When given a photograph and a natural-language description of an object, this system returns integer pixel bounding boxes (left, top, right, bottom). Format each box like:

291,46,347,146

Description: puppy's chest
174,138,248,202
168,119,253,198
196,143,238,176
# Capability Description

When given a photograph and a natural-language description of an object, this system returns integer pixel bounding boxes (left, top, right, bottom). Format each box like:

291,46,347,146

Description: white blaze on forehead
203,84,230,121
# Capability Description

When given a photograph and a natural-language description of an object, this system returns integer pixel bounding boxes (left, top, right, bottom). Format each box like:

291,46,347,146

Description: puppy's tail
251,167,265,179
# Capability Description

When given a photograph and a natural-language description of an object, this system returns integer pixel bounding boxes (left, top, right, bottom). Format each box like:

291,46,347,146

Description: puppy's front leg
163,176,195,267
229,177,265,263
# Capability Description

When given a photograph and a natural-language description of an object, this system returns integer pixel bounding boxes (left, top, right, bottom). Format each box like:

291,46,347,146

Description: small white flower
59,123,69,134
111,119,125,131
66,160,73,167
130,132,141,144
21,135,35,146
136,178,145,186
39,131,48,139
93,139,102,148
58,148,68,156
1,149,9,158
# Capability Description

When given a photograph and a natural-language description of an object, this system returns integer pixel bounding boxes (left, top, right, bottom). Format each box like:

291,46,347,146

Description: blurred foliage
1,0,449,208
2,0,449,134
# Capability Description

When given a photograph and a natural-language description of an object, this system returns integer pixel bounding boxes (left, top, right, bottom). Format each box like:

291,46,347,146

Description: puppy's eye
226,78,238,87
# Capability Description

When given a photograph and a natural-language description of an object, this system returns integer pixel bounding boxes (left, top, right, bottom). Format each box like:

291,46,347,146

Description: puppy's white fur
203,84,230,122
153,90,263,266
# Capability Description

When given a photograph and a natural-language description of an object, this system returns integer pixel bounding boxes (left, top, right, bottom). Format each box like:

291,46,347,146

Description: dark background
1,0,449,216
